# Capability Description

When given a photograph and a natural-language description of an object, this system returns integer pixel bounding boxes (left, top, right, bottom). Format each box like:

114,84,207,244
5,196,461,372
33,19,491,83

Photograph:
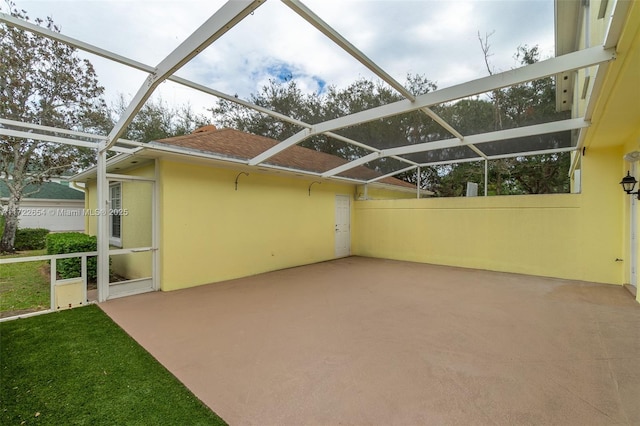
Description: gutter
70,181,85,192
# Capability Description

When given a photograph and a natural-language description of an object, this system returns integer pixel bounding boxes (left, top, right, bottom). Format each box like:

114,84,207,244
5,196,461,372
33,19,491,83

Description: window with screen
109,183,122,247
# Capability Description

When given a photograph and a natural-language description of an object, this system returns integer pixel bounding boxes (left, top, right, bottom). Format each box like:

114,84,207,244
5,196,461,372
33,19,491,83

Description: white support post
417,166,421,199
81,256,88,304
152,159,160,291
484,160,488,196
96,146,110,302
50,259,57,310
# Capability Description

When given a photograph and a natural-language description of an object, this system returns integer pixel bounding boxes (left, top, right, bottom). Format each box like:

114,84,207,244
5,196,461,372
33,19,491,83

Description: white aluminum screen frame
0,0,629,300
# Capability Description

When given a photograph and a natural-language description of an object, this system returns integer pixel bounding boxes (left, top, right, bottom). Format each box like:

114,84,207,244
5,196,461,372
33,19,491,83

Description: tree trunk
0,196,20,253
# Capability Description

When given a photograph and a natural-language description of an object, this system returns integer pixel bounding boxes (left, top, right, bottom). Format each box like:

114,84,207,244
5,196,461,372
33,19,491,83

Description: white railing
0,251,97,321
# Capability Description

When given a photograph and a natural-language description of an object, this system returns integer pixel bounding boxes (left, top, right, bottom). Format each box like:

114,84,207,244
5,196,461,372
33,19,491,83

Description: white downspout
581,0,591,100
484,160,488,196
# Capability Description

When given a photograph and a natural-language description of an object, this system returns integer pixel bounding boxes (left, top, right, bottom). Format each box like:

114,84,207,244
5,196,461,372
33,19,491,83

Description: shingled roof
154,127,415,189
0,181,84,200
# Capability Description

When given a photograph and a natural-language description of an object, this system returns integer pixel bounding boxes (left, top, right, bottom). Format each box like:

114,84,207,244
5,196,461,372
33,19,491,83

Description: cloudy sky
7,0,555,117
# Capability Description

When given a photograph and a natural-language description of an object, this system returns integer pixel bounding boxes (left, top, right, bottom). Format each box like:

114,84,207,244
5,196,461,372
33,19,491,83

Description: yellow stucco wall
354,195,583,281
81,152,629,289
158,159,356,291
579,146,625,284
79,143,634,296
85,181,96,236
353,146,625,285
585,0,640,301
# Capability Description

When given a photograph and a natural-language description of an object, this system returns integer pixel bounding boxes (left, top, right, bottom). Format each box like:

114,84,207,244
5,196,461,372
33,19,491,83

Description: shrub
46,233,99,280
14,228,50,250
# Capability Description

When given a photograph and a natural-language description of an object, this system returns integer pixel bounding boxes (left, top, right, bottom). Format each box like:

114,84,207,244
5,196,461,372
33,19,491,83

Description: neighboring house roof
153,127,416,189
0,181,84,200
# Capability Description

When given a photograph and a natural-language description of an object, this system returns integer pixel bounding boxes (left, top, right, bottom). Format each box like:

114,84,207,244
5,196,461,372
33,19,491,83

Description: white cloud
410,2,475,42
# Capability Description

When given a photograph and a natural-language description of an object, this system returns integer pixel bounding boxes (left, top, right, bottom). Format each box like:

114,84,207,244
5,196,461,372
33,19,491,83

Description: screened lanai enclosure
0,0,637,304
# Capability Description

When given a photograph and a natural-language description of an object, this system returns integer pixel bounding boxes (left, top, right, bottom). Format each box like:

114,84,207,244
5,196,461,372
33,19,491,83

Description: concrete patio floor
100,257,640,425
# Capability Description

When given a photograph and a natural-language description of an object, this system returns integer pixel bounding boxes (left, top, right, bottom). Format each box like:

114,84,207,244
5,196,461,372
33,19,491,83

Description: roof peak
192,125,218,134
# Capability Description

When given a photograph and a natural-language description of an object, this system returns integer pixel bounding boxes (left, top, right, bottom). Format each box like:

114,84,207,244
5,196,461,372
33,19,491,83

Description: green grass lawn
0,249,50,314
0,305,227,425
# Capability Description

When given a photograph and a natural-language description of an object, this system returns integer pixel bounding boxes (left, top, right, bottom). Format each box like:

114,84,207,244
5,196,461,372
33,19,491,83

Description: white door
335,195,350,258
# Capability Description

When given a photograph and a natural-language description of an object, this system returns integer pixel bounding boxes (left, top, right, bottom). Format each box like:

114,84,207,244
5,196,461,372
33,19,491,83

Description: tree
511,153,570,194
498,45,571,194
211,74,440,167
425,42,571,197
212,79,315,138
211,79,331,154
113,95,210,143
211,46,569,196
0,2,109,252
323,76,440,159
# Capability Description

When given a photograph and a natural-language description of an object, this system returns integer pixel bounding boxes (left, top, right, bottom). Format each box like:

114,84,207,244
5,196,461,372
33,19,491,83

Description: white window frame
109,182,122,247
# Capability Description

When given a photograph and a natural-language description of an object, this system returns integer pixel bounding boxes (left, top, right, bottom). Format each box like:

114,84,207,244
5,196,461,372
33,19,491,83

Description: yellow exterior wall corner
353,143,628,287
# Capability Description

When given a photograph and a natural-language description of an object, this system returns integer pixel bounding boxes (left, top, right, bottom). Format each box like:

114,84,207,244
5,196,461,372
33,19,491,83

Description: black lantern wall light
620,171,640,199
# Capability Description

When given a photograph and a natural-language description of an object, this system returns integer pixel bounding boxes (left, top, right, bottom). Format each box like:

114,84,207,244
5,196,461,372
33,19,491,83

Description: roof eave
554,0,583,112
71,153,135,182
73,143,416,192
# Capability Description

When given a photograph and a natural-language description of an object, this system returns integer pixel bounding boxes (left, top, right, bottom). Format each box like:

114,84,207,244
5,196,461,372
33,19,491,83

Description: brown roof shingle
154,128,415,189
